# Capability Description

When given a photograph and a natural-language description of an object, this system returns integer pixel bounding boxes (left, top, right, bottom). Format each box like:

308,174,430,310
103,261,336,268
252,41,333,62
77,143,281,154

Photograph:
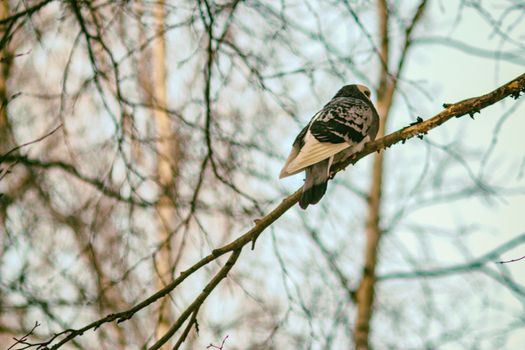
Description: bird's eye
364,90,371,97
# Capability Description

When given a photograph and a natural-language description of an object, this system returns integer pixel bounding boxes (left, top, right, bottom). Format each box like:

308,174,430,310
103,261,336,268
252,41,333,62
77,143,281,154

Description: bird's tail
299,159,329,209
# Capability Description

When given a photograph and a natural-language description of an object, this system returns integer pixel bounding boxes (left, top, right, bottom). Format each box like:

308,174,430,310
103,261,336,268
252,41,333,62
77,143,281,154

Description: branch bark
149,249,242,350
35,71,525,350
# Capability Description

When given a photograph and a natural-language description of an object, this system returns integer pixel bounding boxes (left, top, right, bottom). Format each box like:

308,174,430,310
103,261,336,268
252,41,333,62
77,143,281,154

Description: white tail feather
280,131,350,177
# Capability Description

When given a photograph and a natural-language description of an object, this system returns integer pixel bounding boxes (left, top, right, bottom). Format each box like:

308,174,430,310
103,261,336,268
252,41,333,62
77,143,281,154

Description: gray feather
299,158,330,209
280,84,380,209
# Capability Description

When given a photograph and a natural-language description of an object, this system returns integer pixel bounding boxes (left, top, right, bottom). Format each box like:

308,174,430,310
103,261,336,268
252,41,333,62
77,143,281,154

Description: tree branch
0,0,55,26
31,71,525,349
333,72,525,174
1,154,154,207
377,233,525,281
149,249,242,350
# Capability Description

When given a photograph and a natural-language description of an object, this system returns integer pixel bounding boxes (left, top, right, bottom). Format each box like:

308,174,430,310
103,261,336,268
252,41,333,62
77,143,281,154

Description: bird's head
333,84,372,100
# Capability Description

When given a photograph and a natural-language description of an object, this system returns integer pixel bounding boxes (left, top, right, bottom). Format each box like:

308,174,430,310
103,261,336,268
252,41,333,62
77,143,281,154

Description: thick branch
35,72,525,349
149,249,242,350
333,72,525,173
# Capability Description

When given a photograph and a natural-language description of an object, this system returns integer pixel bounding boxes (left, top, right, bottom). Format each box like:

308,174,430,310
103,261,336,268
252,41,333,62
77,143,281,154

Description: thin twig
0,123,62,160
7,321,40,350
378,233,525,280
207,335,229,349
498,255,525,264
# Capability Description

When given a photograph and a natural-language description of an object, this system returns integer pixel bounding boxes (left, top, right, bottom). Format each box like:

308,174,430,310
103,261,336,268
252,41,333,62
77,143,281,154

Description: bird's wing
281,132,350,176
309,97,374,144
279,123,310,178
280,97,374,177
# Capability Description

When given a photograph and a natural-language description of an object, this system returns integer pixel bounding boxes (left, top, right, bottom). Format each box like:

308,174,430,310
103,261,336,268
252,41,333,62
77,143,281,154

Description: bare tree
1,1,525,349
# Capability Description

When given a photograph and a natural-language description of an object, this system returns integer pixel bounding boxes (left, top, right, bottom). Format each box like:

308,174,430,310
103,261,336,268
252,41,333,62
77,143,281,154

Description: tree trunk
150,1,180,346
0,0,14,246
353,1,392,348
353,1,427,348
0,0,14,153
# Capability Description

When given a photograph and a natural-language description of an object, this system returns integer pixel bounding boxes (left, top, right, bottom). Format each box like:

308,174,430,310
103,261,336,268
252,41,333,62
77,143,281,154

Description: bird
279,84,380,209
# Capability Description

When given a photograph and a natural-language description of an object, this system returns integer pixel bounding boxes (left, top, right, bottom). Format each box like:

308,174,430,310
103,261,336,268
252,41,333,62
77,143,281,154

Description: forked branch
19,72,525,350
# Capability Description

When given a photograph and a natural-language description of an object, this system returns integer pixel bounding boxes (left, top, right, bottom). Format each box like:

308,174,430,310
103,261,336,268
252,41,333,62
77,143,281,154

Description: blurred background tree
1,1,524,349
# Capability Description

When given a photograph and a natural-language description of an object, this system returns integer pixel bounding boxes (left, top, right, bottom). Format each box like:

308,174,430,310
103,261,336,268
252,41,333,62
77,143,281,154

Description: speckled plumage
280,84,380,209
311,97,374,144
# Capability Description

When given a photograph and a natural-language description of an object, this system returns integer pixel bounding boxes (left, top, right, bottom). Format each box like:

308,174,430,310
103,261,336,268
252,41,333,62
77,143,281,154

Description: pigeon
279,84,380,209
